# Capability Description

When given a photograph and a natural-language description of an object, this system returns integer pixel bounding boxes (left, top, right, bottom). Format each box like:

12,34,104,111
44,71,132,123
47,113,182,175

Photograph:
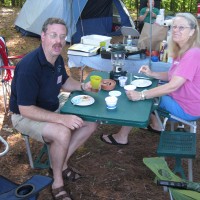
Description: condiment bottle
159,46,164,61
126,35,132,46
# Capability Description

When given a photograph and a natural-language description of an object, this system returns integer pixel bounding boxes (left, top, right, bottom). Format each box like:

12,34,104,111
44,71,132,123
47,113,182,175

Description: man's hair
168,12,200,58
42,18,67,33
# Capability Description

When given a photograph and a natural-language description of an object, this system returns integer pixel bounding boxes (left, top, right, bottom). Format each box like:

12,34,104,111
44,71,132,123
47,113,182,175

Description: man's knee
43,124,71,144
86,121,98,132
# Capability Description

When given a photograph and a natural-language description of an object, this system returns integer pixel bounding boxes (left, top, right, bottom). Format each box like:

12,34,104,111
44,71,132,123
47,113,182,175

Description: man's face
147,0,155,7
41,23,67,58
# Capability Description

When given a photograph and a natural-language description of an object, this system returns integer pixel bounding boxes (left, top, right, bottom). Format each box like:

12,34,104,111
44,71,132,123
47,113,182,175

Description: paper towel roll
156,15,164,25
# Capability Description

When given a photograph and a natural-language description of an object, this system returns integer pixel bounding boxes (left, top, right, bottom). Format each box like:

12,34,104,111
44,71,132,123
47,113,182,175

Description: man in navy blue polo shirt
9,18,97,200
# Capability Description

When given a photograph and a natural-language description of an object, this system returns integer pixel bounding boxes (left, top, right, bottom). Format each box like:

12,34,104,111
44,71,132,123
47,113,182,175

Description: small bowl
101,79,116,91
124,85,136,91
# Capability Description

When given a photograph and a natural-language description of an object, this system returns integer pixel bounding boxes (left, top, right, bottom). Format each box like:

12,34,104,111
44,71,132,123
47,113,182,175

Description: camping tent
15,0,135,43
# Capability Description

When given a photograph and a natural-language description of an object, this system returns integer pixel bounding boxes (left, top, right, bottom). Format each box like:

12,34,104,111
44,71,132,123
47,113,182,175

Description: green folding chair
143,157,200,200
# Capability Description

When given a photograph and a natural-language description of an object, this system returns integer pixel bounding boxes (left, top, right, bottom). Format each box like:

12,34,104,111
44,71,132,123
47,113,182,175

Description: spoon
133,75,150,80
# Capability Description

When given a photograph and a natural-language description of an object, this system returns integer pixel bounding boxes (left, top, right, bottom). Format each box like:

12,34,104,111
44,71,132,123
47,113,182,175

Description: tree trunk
11,0,15,6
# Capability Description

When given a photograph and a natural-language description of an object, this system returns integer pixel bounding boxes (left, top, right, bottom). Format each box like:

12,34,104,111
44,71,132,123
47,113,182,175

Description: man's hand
59,114,84,130
152,12,157,18
81,82,93,92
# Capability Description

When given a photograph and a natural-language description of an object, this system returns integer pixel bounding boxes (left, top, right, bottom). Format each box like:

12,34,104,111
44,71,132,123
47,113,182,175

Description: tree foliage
0,0,198,14
0,0,25,7
123,0,198,15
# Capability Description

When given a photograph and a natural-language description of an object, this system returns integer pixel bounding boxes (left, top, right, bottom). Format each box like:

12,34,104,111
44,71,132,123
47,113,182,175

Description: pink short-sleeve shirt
168,47,200,116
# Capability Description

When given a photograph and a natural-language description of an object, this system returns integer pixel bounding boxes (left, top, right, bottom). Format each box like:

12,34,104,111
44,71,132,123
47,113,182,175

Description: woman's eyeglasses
171,25,190,32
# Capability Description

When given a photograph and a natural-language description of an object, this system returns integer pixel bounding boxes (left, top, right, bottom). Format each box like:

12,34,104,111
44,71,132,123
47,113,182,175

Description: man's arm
19,105,84,130
152,8,159,19
61,77,82,92
61,77,92,92
139,8,149,22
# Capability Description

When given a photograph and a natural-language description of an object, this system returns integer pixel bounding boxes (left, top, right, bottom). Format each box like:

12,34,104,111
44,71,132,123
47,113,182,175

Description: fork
133,75,150,80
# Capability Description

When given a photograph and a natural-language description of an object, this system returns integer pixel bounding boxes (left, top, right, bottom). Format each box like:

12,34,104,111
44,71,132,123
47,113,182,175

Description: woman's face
171,16,195,47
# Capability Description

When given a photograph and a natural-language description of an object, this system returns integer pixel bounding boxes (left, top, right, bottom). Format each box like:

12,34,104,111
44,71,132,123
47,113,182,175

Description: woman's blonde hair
168,13,200,59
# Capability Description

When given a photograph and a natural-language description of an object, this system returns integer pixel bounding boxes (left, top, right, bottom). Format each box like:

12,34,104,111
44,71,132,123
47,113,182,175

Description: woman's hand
125,90,141,101
139,65,152,77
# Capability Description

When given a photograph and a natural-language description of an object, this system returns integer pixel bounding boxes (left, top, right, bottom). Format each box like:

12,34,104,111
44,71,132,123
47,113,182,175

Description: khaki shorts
11,114,47,143
11,92,70,143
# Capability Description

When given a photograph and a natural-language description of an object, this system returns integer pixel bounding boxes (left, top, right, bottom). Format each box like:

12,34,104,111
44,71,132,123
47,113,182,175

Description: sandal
62,166,82,182
49,166,82,182
52,186,72,200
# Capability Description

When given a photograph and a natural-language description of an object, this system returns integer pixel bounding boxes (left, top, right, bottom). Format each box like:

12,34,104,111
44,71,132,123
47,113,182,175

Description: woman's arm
126,76,186,101
139,65,169,81
143,76,186,99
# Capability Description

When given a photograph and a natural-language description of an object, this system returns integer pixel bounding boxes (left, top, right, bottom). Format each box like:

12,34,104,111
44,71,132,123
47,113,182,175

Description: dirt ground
0,7,200,200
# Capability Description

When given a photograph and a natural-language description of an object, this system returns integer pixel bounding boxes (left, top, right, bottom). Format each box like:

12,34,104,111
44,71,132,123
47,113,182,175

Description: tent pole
149,0,152,68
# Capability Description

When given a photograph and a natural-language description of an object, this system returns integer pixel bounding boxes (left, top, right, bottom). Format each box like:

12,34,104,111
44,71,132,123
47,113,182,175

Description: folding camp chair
0,36,24,112
120,26,140,46
143,157,200,200
0,135,53,200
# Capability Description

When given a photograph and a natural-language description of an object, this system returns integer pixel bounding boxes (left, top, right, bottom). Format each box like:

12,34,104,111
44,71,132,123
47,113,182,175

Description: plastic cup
105,96,118,109
124,85,136,91
90,75,102,92
118,76,127,87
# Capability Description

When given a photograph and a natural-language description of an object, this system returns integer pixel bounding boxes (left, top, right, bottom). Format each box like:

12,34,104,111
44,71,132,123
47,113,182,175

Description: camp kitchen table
68,54,171,81
60,71,159,128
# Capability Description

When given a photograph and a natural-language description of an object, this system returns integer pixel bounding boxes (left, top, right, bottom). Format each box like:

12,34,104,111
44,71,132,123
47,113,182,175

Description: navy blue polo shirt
9,45,68,114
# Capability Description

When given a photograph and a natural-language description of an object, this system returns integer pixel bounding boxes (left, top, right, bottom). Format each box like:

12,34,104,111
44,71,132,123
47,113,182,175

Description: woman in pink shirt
101,12,200,145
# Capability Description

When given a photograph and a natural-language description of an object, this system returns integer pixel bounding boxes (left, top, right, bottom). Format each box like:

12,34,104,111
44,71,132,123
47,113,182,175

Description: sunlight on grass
7,133,22,147
1,8,14,15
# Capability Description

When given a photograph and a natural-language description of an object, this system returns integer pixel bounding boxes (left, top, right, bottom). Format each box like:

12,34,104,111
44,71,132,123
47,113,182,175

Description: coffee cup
118,76,127,87
90,75,102,92
105,96,118,109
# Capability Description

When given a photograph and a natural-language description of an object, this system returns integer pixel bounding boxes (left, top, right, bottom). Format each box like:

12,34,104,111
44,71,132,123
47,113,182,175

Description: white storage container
81,34,112,48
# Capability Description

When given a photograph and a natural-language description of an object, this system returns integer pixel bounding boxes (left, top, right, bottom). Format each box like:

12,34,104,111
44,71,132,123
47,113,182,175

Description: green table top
60,71,158,127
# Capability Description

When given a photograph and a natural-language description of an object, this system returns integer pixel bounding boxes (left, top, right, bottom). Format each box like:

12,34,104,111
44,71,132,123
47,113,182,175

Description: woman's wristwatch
140,90,146,100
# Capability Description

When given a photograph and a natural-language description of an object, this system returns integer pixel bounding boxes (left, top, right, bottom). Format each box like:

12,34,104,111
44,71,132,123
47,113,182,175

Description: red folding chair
0,37,24,112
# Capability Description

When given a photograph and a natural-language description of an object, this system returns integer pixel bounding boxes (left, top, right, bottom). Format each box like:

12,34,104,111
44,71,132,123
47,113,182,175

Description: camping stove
110,44,127,81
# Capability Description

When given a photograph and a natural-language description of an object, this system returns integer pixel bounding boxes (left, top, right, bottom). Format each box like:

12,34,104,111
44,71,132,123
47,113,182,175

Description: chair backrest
0,37,9,66
120,26,140,45
0,37,15,82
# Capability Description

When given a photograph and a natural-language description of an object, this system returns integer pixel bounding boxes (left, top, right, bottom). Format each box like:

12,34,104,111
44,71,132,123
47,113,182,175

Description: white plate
109,90,121,97
131,79,152,88
71,95,95,106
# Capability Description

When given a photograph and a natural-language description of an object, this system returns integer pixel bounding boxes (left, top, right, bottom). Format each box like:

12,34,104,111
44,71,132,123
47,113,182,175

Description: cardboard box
81,35,111,48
